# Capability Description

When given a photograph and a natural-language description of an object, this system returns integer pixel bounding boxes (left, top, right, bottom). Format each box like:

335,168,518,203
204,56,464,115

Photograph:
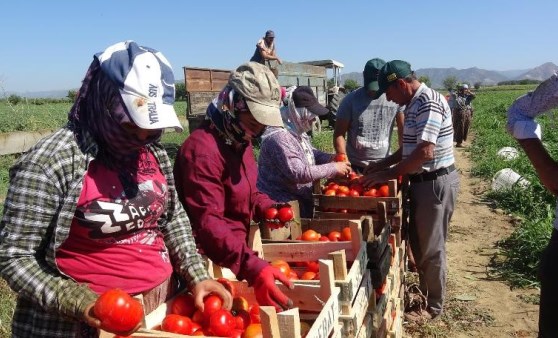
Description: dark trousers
538,228,558,337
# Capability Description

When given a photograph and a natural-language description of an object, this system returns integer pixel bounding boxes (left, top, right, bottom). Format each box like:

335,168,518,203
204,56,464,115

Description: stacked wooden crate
312,179,406,338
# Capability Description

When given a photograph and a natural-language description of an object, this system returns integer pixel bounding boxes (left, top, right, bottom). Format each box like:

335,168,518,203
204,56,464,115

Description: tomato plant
208,309,236,336
170,292,196,317
161,314,193,334
93,288,143,333
277,206,294,222
203,294,223,319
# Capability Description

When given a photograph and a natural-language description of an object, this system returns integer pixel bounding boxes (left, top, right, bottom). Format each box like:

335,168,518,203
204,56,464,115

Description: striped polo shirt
402,83,455,173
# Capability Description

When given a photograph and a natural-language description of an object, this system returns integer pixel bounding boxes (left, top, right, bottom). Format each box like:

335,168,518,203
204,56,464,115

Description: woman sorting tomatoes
257,86,352,217
174,62,294,311
0,41,231,338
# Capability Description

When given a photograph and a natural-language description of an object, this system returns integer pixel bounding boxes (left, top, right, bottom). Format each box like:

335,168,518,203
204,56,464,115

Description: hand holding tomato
84,288,143,336
333,161,352,178
334,153,348,162
192,279,233,314
263,203,294,229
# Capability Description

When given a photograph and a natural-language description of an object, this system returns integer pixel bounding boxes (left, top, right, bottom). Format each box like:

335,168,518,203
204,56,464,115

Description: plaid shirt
0,126,209,337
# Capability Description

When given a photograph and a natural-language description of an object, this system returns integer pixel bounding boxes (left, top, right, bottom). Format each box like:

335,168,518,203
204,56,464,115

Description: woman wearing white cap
0,41,231,337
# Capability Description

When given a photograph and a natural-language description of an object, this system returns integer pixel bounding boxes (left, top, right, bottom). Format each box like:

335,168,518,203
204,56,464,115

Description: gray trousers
409,170,460,315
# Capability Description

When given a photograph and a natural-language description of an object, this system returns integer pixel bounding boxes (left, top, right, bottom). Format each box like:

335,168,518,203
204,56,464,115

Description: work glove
253,266,294,311
507,72,558,140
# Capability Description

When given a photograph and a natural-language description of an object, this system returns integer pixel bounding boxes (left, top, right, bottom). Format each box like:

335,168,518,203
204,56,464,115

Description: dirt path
405,143,540,337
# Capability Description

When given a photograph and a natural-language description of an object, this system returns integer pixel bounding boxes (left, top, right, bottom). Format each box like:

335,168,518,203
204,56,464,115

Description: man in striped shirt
361,60,460,321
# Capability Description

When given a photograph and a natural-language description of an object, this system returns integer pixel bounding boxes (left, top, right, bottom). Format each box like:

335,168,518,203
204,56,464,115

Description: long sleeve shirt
257,127,338,217
174,123,275,285
0,126,209,337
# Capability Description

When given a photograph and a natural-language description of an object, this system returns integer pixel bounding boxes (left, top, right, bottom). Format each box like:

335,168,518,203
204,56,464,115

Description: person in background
0,41,231,338
334,58,405,173
452,83,476,147
257,86,352,218
250,29,282,72
361,60,459,321
505,73,558,337
174,62,294,311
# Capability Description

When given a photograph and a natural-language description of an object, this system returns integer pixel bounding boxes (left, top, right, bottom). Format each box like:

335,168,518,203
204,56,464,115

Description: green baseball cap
363,58,386,91
376,60,413,98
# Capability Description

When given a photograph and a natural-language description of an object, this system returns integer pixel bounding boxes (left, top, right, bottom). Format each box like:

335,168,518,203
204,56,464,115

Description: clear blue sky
1,0,557,93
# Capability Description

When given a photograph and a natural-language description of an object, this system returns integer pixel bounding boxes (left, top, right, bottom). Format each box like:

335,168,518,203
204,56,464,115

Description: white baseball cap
95,41,183,132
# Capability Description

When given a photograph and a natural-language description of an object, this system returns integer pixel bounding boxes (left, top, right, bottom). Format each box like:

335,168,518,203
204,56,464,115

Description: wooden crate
104,260,340,338
369,244,392,289
338,270,374,338
313,179,401,215
387,298,404,338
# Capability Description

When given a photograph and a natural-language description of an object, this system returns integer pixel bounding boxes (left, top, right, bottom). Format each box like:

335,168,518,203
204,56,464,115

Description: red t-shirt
56,150,172,294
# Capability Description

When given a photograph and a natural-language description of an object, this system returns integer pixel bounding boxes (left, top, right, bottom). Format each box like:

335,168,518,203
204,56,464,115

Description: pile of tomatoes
267,226,352,281
321,178,390,198
160,278,263,337
263,204,295,229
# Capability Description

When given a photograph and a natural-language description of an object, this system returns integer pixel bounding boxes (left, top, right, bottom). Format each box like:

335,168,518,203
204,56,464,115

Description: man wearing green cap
362,60,460,321
333,58,404,173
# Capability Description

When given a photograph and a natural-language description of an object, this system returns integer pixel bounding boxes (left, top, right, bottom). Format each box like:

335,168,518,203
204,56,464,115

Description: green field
0,87,555,335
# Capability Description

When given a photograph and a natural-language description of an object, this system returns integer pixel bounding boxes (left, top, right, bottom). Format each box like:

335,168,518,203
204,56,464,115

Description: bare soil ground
404,143,540,337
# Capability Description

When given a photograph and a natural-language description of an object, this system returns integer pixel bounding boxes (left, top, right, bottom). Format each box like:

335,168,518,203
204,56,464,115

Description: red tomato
170,293,196,317
270,259,291,277
277,206,294,222
242,323,263,338
378,184,390,197
327,182,339,191
363,188,377,197
340,226,352,241
336,192,348,197
300,271,316,280
337,185,350,195
191,309,206,326
217,277,237,298
161,314,193,334
189,322,202,335
328,231,341,242
264,207,278,219
208,309,236,337
348,171,359,181
301,229,320,241
324,189,336,196
334,153,347,162
319,235,330,242
248,304,261,324
230,328,244,338
348,189,360,197
233,309,251,330
203,294,223,319
305,261,319,273
93,288,143,333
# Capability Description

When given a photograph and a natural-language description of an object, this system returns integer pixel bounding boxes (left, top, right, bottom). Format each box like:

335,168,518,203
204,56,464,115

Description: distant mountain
516,62,558,81
339,62,558,89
